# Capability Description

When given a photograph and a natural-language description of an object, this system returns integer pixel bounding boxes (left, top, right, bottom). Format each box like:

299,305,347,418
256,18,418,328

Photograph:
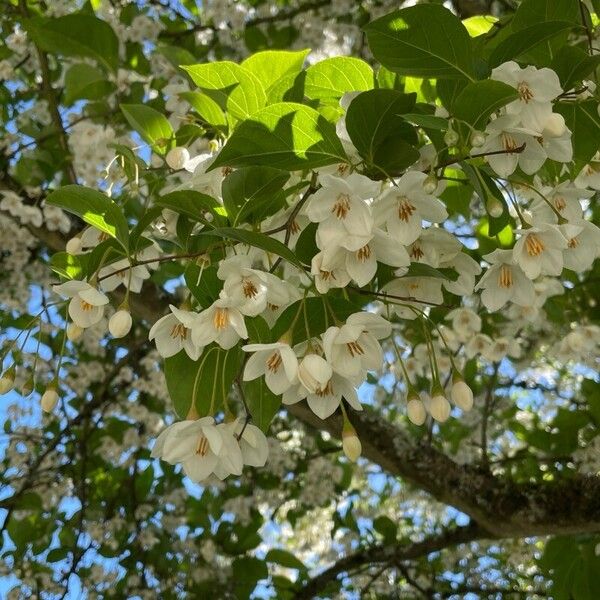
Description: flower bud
165,146,190,170
406,391,427,425
486,196,504,218
0,366,16,395
109,309,132,338
342,420,362,462
422,174,438,194
41,387,59,413
21,375,35,396
471,131,485,147
66,236,82,254
451,378,474,411
429,394,451,422
67,322,84,341
444,128,459,147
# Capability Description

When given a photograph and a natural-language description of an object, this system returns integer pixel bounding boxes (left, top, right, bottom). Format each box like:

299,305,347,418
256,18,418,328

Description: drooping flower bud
0,366,16,395
109,309,132,338
429,384,451,422
342,419,362,462
21,374,35,396
451,373,474,411
471,131,485,148
422,174,438,194
444,128,459,147
67,322,84,341
165,146,190,170
542,113,566,138
41,381,59,413
406,388,426,425
486,196,504,218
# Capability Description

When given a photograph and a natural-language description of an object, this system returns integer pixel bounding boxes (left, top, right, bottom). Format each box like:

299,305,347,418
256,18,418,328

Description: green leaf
243,377,282,433
63,63,115,106
512,0,581,30
164,346,242,419
156,44,196,68
373,516,398,544
401,113,448,130
120,104,174,155
551,45,600,91
265,549,306,571
155,190,226,226
365,4,475,80
23,14,119,72
462,15,498,37
453,80,518,130
222,167,290,225
204,228,304,269
304,57,374,100
50,252,83,280
489,21,576,67
241,49,309,92
556,99,600,170
232,557,268,600
179,91,227,128
404,262,452,280
46,185,129,248
211,102,347,171
184,264,221,308
182,62,266,120
345,89,419,175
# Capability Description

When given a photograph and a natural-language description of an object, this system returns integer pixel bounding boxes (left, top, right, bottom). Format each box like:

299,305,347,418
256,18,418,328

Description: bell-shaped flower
218,255,268,317
151,417,224,483
442,252,482,296
234,419,269,467
562,221,600,272
322,312,391,380
190,295,248,350
575,157,600,190
491,61,562,132
475,249,535,311
242,341,299,395
382,277,444,319
307,173,378,249
149,304,201,360
528,180,590,224
374,172,448,245
311,248,351,294
98,259,151,294
513,224,568,279
53,280,109,328
407,228,462,268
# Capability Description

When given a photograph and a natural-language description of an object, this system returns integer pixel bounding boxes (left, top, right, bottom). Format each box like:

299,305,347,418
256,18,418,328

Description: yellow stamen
170,323,188,340
517,82,534,102
356,245,371,262
332,194,351,219
346,341,364,357
397,198,416,222
525,234,545,257
242,278,258,299
499,264,513,288
196,435,209,456
213,308,229,330
266,352,282,373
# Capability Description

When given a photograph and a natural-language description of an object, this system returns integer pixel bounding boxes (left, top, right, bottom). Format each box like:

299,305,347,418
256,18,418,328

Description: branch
294,522,486,599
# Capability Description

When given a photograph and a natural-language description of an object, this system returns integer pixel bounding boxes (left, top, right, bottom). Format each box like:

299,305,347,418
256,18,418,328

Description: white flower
465,333,493,359
235,420,269,467
53,280,109,328
307,173,378,251
242,342,299,395
450,380,473,411
311,248,351,293
213,422,244,480
528,180,590,224
382,277,444,319
149,305,201,360
374,172,448,245
446,308,481,338
512,224,568,279
109,309,132,338
575,159,600,190
151,417,224,483
491,61,562,132
322,312,390,380
190,296,248,350
218,255,269,317
562,221,600,272
166,146,191,170
475,249,535,311
99,259,151,294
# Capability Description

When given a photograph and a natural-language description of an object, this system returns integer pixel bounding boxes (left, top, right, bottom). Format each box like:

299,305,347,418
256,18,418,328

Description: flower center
196,435,209,457
79,300,94,312
213,308,229,330
320,269,336,281
221,166,233,177
266,351,282,373
568,237,579,248
501,133,520,152
553,195,566,212
332,194,351,219
410,244,424,260
170,323,188,340
315,380,333,397
525,234,545,257
267,303,279,311
356,245,371,262
517,81,534,102
337,163,349,176
397,198,416,222
346,341,364,357
290,220,301,235
242,278,259,299
499,264,513,288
